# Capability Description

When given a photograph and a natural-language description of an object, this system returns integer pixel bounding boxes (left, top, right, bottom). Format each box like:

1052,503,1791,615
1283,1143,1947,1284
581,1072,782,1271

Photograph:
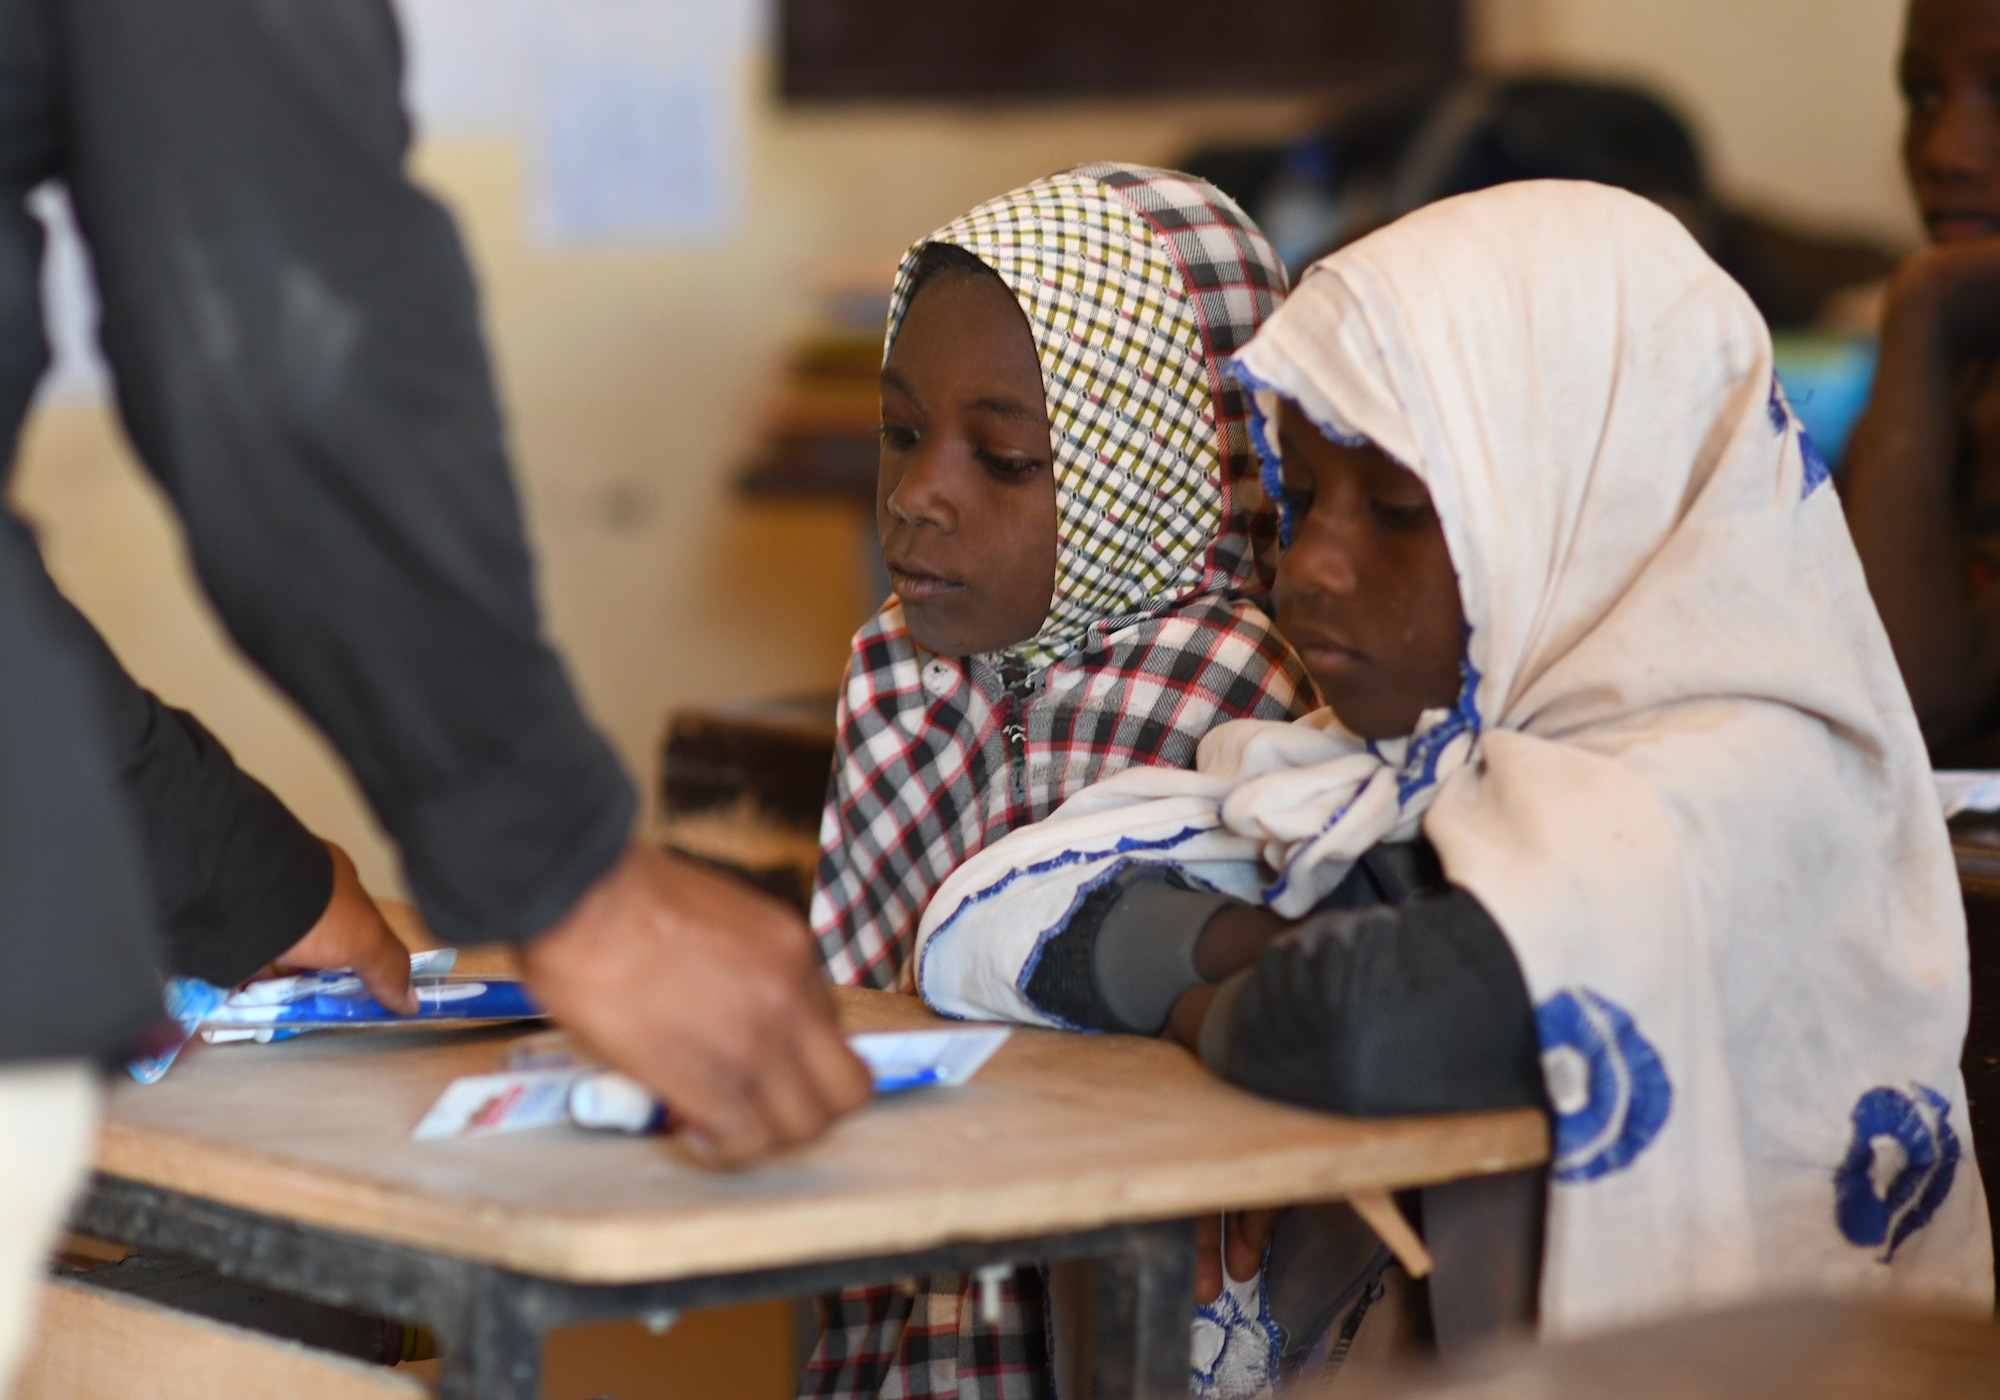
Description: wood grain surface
96,988,1546,1285
1335,1296,2000,1400
14,1279,426,1400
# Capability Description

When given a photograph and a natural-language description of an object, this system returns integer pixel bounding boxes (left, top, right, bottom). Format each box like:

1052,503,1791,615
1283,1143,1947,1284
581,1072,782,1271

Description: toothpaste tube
560,1027,1013,1137
566,1070,669,1133
411,1027,1015,1143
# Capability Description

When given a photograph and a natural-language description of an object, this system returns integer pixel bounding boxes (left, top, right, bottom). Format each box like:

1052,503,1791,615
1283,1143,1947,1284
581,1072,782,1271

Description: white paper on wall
394,0,535,137
394,0,759,248
24,0,757,399
522,0,757,248
28,183,110,406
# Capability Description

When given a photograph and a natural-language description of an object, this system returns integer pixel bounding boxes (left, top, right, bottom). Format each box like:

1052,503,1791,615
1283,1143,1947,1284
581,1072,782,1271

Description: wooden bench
13,1278,425,1400
656,694,837,909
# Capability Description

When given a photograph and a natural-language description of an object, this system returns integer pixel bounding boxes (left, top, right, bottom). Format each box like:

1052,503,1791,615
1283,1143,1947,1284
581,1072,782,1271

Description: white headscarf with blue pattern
916,181,1990,1338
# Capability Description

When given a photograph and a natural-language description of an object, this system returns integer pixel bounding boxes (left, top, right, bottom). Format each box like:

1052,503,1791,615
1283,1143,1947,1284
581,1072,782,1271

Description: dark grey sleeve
1199,889,1545,1117
76,630,334,984
1023,865,1233,1033
20,547,336,984
0,510,164,1063
49,0,634,945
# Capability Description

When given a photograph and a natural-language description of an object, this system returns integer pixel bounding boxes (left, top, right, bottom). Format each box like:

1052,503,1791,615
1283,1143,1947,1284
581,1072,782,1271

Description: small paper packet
412,1026,1013,1141
411,1069,582,1141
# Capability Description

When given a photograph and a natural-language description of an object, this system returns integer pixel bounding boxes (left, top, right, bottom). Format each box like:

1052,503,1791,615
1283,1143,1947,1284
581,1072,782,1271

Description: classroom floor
398,1300,800,1400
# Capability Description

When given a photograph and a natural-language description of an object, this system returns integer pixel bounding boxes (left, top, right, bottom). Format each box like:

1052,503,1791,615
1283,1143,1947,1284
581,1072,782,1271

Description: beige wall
8,1,1923,906
1475,0,1918,242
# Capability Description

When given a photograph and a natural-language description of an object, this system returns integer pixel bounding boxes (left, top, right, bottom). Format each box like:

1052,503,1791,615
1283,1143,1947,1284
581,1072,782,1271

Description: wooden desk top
97,988,1547,1286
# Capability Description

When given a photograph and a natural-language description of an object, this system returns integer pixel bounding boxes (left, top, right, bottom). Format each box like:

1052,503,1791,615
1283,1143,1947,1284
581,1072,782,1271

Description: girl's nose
883,444,959,531
1916,86,1996,188
1282,509,1362,597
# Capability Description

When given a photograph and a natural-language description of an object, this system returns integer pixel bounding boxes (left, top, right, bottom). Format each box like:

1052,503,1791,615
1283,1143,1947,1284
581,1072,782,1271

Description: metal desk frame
73,1173,1196,1400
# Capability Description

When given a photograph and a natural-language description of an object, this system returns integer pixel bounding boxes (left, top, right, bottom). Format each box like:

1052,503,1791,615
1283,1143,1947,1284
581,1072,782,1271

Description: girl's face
1901,0,2000,243
1270,402,1465,739
877,270,1059,658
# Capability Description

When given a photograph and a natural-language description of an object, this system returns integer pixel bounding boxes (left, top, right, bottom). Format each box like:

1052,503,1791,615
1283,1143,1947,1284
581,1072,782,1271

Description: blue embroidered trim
1834,1083,1960,1262
1535,988,1673,1182
1226,358,1370,549
1189,1241,1283,1400
1397,644,1481,805
1765,374,1789,436
1262,785,1368,909
1799,429,1831,497
1770,372,1832,499
917,825,1212,1001
1263,638,1480,905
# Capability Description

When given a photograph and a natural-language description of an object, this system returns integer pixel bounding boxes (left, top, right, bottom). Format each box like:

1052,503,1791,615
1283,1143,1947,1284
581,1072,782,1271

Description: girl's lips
888,566,965,603
1292,637,1365,676
1926,211,2000,243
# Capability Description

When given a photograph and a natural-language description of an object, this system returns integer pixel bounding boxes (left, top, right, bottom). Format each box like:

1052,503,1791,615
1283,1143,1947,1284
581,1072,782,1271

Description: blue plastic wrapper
129,951,544,1084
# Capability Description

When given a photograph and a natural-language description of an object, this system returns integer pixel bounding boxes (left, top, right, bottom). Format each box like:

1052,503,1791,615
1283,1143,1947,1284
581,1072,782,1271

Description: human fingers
1195,1213,1223,1304
522,848,845,1163
657,1040,779,1167
1225,1208,1287,1284
346,916,419,1015
276,843,417,1014
645,851,866,1137
792,1001,874,1117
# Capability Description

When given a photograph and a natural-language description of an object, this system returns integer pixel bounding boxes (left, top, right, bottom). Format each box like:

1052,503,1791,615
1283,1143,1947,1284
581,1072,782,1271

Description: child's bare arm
1844,241,2000,748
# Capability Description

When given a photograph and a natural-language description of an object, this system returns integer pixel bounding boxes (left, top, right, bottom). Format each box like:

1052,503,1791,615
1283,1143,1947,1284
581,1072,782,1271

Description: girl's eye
879,424,918,451
1902,77,1943,114
1370,499,1434,531
978,450,1039,481
1278,486,1315,516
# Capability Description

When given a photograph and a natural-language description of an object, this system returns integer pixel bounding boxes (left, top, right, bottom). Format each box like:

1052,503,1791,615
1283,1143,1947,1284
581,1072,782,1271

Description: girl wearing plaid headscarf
803,166,1313,1400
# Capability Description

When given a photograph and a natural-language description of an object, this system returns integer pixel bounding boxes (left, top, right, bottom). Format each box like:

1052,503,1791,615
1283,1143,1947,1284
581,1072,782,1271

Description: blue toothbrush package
129,951,545,1084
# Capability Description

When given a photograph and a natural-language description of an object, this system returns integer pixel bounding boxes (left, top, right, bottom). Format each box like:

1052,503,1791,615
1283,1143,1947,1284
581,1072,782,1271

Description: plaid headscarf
804,166,1311,1400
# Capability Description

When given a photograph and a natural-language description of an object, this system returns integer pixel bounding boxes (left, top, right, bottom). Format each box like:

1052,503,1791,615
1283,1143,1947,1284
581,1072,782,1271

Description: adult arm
0,0,160,1063
42,582,415,1009
1842,242,2000,750
43,0,866,1154
52,0,633,943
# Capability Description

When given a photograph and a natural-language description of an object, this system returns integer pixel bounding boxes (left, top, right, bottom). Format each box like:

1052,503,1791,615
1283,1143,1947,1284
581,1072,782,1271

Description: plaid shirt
804,164,1303,1400
812,595,1310,992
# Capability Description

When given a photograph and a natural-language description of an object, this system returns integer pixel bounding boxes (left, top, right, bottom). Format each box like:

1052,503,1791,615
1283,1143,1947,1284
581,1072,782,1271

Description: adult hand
521,845,872,1166
270,841,418,1013
1194,1208,1288,1304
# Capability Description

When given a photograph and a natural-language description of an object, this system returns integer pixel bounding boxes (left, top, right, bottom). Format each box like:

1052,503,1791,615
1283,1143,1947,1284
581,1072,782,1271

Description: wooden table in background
1951,831,2000,1281
71,988,1546,1400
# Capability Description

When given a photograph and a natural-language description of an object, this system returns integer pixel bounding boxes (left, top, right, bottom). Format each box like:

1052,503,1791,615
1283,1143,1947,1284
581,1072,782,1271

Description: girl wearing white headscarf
916,180,1993,1360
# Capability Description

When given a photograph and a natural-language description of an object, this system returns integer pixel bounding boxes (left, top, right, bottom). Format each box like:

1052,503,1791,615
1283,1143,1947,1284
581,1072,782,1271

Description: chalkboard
780,0,1463,100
